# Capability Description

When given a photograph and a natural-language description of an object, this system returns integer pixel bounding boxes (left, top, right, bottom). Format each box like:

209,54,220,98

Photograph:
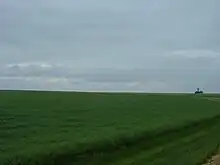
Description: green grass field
0,91,220,165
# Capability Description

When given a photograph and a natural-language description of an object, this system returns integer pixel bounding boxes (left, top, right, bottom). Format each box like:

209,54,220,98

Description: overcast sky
0,0,220,92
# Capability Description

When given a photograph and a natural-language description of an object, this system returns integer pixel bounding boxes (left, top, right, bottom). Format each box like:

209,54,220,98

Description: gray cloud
0,0,220,92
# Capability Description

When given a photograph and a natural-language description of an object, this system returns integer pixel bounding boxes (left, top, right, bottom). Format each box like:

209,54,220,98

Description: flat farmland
0,91,220,165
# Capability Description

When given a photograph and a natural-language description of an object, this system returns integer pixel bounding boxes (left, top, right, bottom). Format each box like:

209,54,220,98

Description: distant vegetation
0,91,220,165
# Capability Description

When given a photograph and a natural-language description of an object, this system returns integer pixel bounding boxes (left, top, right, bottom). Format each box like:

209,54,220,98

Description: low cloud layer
0,0,220,92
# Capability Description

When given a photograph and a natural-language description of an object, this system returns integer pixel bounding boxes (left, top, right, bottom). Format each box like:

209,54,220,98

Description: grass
0,91,220,164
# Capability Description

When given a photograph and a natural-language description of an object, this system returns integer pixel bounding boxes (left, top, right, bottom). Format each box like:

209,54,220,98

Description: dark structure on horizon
195,88,203,94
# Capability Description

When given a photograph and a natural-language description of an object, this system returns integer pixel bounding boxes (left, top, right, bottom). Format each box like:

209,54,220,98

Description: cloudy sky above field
0,0,220,92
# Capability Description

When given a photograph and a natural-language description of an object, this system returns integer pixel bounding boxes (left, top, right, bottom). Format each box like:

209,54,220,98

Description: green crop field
0,91,220,165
